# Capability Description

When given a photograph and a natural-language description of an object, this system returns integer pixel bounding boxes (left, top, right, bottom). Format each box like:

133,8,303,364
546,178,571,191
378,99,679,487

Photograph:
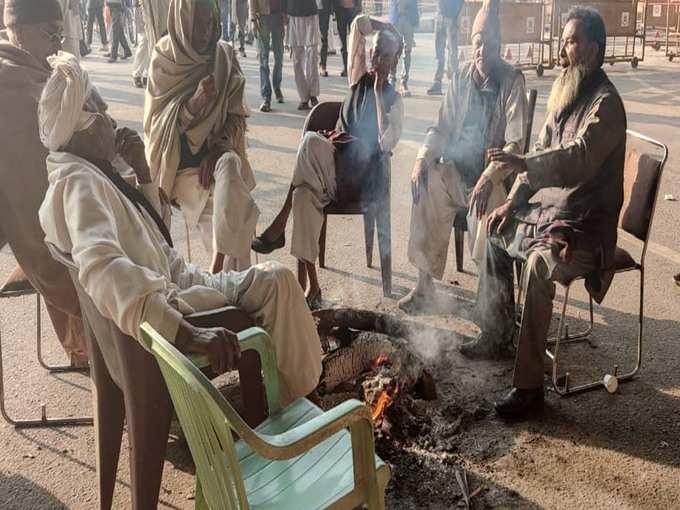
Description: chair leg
376,202,392,297
185,218,192,264
319,215,327,269
0,295,92,428
454,226,464,272
363,210,376,268
122,345,174,510
238,350,267,427
86,322,125,510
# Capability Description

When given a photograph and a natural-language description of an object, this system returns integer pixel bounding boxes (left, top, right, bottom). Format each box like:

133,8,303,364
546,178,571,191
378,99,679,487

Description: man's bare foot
398,287,434,314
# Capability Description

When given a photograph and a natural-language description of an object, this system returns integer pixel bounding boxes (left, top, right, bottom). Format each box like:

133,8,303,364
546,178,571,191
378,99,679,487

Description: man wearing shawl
145,0,259,273
38,52,323,408
470,7,626,419
0,0,87,365
251,15,404,306
399,0,528,313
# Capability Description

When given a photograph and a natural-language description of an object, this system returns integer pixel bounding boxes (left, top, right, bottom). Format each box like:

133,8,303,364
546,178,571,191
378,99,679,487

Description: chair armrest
236,327,282,414
255,399,373,461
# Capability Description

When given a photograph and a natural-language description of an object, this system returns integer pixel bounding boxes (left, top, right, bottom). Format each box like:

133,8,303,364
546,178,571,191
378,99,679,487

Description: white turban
38,52,97,152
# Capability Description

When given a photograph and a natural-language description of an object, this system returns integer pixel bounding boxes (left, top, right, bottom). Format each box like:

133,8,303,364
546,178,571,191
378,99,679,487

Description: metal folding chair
0,277,92,428
546,130,668,395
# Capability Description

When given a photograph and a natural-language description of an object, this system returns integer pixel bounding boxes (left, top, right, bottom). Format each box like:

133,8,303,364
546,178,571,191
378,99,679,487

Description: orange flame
371,353,391,372
370,384,399,423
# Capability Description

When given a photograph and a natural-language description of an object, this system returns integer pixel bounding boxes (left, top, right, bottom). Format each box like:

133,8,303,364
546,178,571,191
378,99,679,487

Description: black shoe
310,96,319,107
459,334,514,361
251,233,285,254
239,47,246,58
426,83,443,95
259,100,272,112
122,51,132,60
274,88,284,103
340,69,347,77
494,388,544,420
142,77,148,87
133,76,144,88
107,56,118,63
297,101,310,111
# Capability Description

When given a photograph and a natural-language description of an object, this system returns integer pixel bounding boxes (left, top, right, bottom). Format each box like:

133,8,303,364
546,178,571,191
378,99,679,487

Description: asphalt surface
0,33,678,509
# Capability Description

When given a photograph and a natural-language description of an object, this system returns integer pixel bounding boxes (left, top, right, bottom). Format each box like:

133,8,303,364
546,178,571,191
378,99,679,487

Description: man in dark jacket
468,7,627,420
389,0,418,96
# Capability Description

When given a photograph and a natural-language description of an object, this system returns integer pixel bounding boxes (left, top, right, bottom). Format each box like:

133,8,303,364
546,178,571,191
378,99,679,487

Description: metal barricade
553,0,646,68
457,1,555,77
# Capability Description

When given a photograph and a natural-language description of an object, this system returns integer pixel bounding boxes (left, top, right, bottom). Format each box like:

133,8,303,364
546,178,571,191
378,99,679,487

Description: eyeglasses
41,29,65,44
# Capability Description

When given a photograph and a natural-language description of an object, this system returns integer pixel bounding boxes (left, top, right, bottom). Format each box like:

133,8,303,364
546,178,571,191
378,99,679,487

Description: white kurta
39,152,322,404
287,14,320,102
290,16,404,264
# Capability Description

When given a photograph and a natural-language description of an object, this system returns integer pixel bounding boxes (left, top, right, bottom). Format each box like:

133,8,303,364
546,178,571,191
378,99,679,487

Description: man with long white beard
38,53,322,407
399,0,528,313
463,7,626,420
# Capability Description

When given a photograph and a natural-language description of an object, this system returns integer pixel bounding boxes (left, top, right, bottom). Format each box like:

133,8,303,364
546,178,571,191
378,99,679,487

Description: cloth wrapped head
3,0,63,27
38,52,98,151
471,0,501,45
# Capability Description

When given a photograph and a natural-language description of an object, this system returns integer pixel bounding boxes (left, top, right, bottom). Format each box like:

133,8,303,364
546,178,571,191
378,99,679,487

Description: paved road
0,34,678,509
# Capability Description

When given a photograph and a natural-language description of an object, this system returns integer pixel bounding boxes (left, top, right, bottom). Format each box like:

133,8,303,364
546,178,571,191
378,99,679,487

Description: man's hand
176,321,241,375
187,75,217,117
487,148,527,175
469,174,493,219
116,128,151,184
199,147,225,189
411,159,429,204
486,201,515,236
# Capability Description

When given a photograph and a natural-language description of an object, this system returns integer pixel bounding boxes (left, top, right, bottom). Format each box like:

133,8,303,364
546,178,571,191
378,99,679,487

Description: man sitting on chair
399,0,528,313
250,14,404,307
468,7,626,419
145,0,259,273
38,54,322,407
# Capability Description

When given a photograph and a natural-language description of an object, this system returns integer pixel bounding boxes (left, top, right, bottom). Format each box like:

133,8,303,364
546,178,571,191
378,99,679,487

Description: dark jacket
438,0,463,19
286,0,318,17
512,68,626,301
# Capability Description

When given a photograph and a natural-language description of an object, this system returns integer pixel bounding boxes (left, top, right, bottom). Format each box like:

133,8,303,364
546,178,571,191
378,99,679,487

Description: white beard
546,64,587,118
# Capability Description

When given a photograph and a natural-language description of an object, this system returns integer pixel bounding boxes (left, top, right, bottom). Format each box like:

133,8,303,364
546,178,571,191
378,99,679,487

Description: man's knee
214,152,242,180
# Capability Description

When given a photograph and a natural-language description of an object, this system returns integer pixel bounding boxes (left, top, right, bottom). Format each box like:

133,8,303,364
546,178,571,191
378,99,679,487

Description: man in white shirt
38,53,322,406
251,15,404,306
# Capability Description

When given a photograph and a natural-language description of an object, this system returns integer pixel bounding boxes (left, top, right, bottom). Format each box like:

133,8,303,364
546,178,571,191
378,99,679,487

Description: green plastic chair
140,323,390,510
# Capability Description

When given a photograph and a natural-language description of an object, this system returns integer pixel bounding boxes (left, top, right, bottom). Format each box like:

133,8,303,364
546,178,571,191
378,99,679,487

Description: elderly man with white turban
38,52,322,407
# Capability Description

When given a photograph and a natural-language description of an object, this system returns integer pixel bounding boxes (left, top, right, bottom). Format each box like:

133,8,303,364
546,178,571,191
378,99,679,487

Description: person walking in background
334,0,358,77
86,0,108,52
251,0,285,112
286,0,321,110
427,0,462,95
318,0,332,77
59,0,83,59
390,0,418,97
131,0,148,87
233,0,248,57
105,0,132,62
220,0,230,39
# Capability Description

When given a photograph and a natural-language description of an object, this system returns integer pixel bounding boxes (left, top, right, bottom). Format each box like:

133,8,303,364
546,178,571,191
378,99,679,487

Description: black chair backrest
303,102,343,134
619,130,667,243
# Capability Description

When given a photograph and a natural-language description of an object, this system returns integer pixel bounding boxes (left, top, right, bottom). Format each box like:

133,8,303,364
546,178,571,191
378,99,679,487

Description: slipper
251,233,285,254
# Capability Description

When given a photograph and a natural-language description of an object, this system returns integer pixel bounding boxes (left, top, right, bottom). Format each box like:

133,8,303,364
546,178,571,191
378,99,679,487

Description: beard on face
546,63,587,118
